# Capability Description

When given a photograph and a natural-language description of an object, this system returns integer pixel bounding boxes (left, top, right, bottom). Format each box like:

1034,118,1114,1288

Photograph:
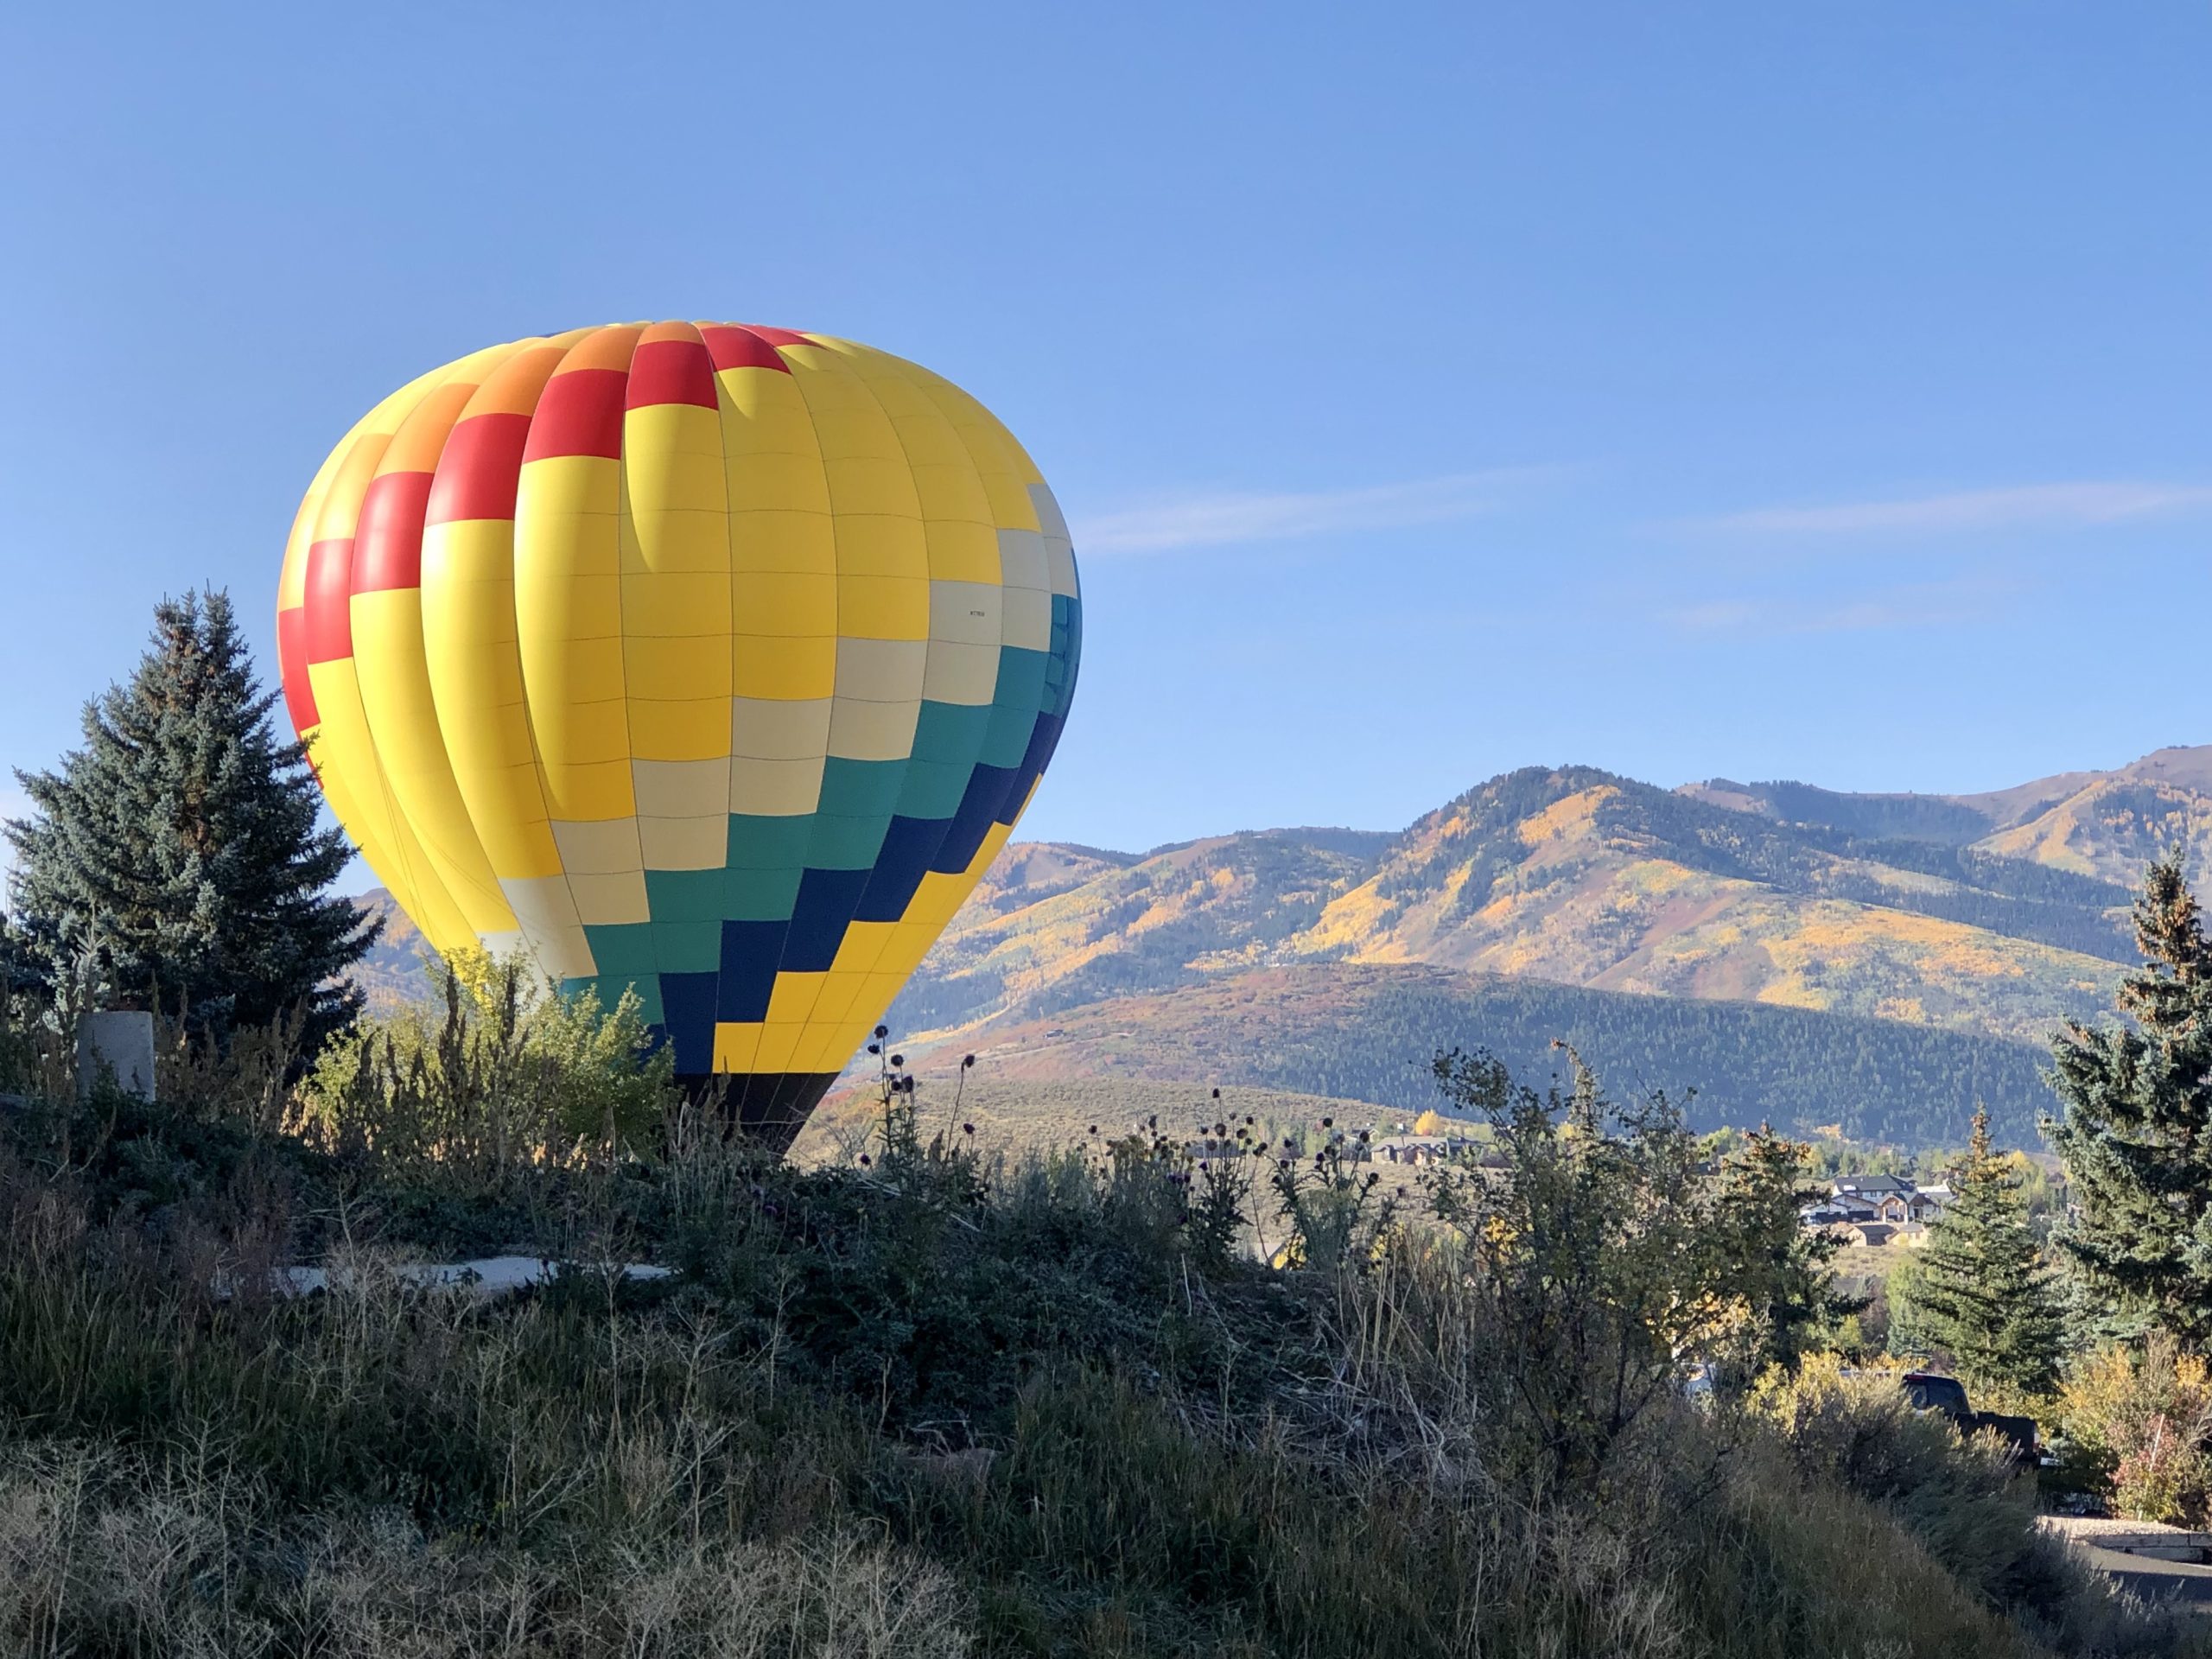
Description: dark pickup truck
1902,1370,2039,1464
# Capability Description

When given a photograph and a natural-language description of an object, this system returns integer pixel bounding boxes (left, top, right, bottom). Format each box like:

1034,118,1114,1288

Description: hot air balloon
275,323,1080,1147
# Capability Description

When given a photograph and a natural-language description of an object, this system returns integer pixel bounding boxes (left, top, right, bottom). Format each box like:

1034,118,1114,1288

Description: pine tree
2047,850,2212,1347
4,590,376,1050
1895,1106,2069,1394
1711,1122,1853,1378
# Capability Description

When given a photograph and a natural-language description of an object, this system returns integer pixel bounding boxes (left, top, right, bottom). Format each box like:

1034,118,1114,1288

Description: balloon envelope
276,322,1080,1143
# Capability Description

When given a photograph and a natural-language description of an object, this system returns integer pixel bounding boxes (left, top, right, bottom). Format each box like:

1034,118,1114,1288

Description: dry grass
1835,1242,1925,1285
0,1441,970,1659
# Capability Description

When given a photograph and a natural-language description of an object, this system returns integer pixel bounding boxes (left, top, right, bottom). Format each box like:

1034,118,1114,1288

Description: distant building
1869,1190,1948,1224
1803,1194,1879,1226
1804,1167,1960,1242
1371,1135,1482,1167
1828,1219,1930,1250
1831,1173,1914,1201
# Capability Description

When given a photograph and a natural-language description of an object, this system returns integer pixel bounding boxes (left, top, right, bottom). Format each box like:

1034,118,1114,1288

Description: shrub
291,952,672,1187
1750,1355,2107,1636
1413,1047,1844,1489
2060,1336,2212,1526
1267,1118,1398,1271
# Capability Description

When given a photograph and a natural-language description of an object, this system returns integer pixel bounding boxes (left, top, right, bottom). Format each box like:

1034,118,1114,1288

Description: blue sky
3,2,2208,880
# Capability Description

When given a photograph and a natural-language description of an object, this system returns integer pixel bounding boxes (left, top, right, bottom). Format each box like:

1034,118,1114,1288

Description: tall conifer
2048,851,2212,1347
4,590,375,1048
1893,1107,2069,1394
1712,1123,1853,1378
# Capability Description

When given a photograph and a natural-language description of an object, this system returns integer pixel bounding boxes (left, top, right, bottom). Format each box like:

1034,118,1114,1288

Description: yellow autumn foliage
1516,786,1618,848
2059,1338,2212,1527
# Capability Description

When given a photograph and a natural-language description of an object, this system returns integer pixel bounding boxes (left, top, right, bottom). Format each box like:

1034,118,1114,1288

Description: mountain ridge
1679,744,2212,878
887,753,2185,1056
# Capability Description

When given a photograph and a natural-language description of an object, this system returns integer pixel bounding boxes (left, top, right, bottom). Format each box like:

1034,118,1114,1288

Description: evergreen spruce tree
1895,1106,2069,1394
2047,850,2212,1347
1711,1122,1853,1378
4,590,376,1050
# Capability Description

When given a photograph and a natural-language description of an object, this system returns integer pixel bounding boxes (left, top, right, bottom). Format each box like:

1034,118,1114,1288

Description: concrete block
78,1010,156,1100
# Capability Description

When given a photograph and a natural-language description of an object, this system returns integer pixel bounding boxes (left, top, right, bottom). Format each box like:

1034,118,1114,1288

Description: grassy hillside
5,1044,2151,1657
793,1077,1391,1165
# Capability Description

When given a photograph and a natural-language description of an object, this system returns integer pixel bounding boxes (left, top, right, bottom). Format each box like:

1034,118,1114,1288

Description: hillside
868,751,2212,1141
1969,749,2212,887
791,1077,1394,1165
350,887,431,1011
887,963,2059,1146
1289,767,2130,1042
888,826,1392,1034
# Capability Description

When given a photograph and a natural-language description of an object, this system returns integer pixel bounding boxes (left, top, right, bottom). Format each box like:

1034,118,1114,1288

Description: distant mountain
348,746,2212,1144
888,827,1392,1035
350,887,434,1010
1678,777,2003,846
896,762,2148,1054
872,749,2212,1141
1964,749,2212,887
1681,745,2212,884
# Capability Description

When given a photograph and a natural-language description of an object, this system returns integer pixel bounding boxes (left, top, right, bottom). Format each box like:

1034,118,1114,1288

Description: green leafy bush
291,952,673,1186
2059,1336,2212,1527
1410,1047,1844,1488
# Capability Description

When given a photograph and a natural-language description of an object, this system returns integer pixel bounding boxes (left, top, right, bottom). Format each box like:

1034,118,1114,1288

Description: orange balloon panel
276,323,1080,1142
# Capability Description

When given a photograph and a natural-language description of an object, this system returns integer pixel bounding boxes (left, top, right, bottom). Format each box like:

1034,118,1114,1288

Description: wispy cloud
1078,471,1526,554
1664,575,2019,636
1700,480,2212,537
